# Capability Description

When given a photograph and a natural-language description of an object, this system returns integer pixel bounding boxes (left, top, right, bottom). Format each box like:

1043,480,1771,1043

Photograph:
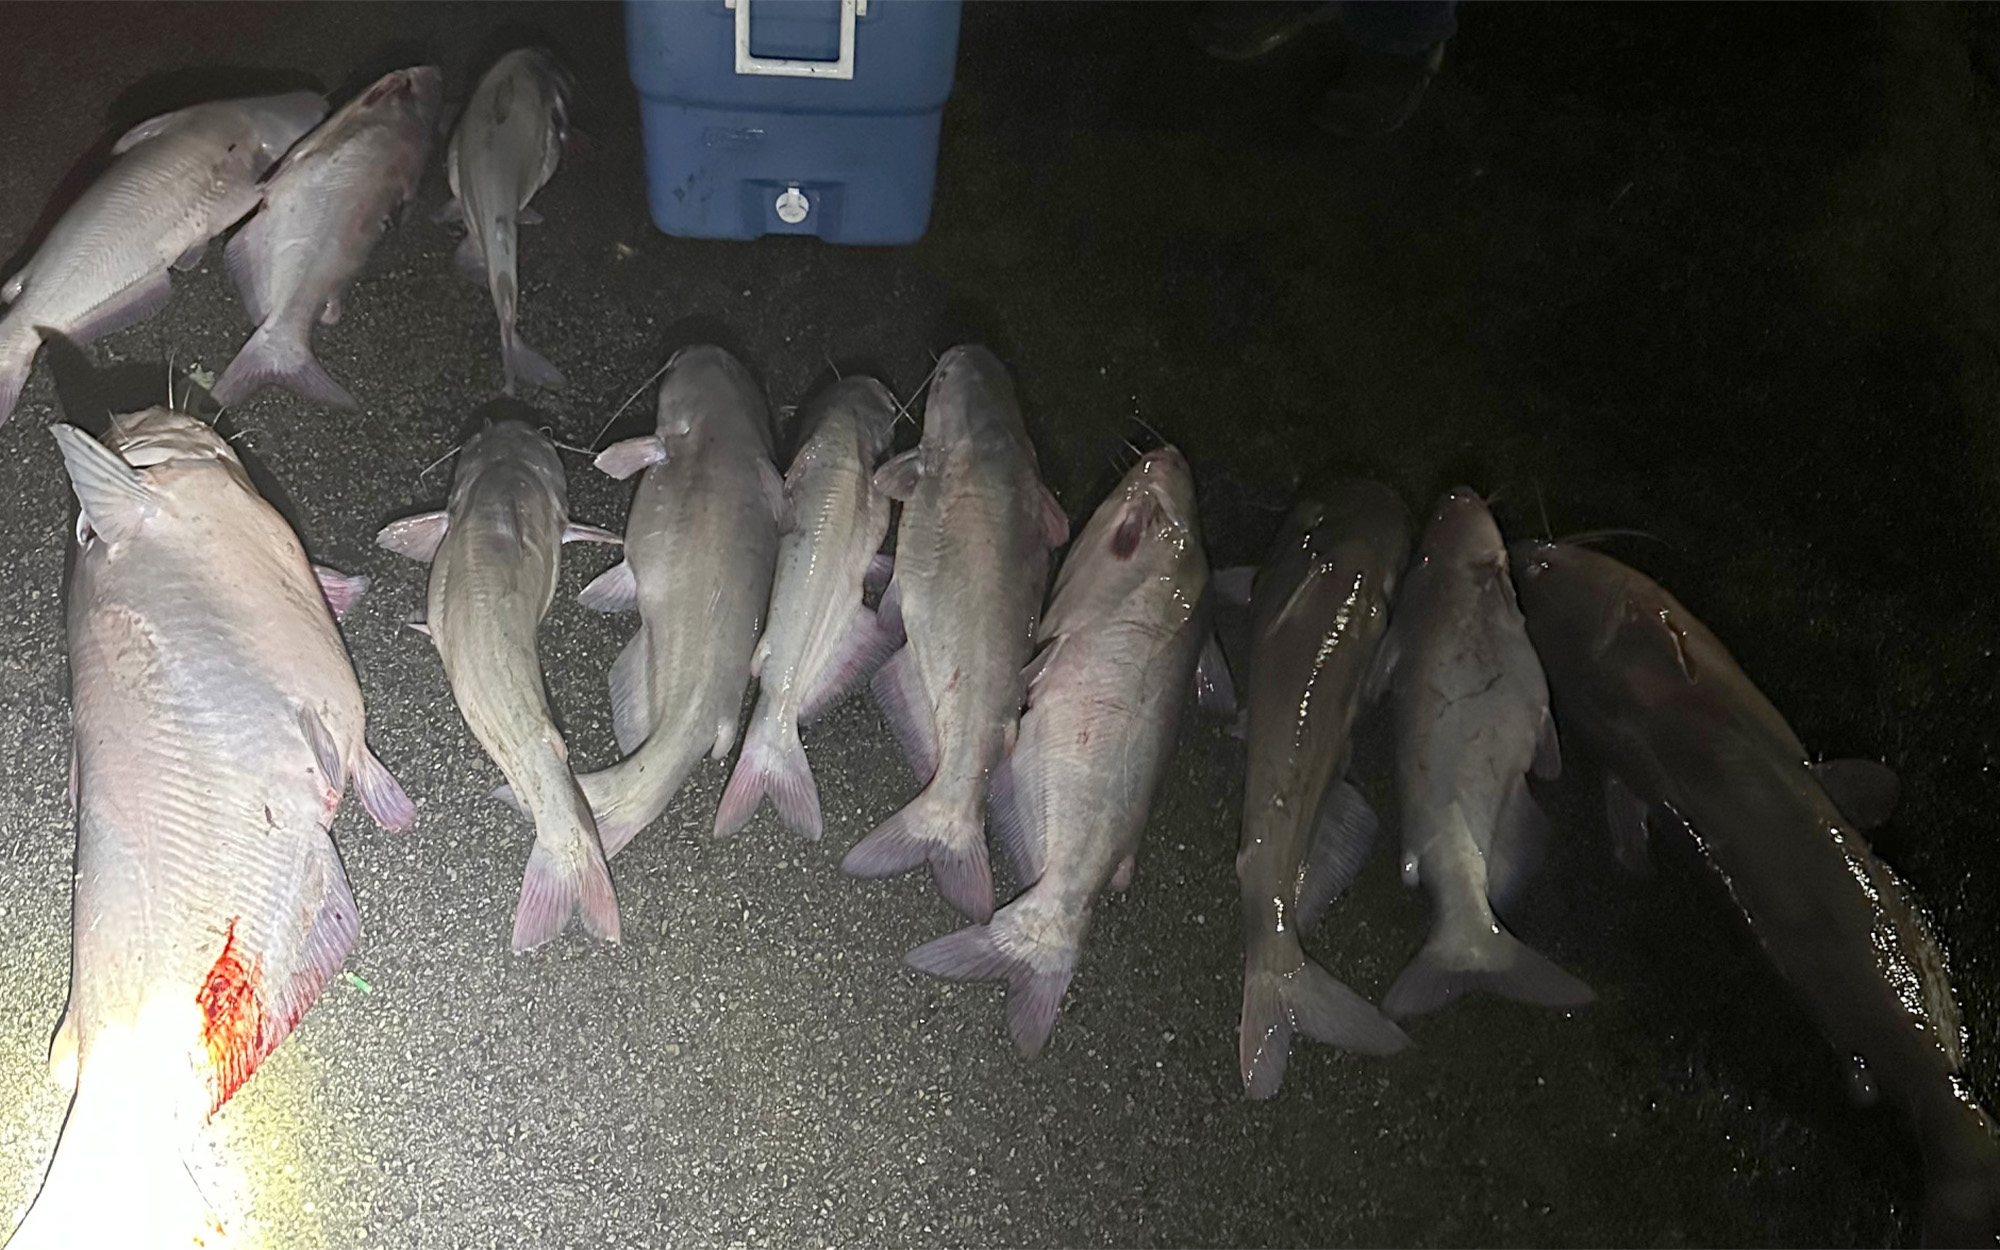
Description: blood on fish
196,917,267,1116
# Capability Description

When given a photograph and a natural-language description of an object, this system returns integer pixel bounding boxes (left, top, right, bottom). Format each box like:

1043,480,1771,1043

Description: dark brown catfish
1513,539,2000,1247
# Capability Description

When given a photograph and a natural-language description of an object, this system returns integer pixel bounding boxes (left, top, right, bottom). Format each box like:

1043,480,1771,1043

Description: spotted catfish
7,410,411,1250
1513,538,2000,1247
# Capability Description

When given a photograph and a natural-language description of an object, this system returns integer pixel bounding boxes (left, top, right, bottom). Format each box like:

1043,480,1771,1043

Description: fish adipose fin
1240,955,1409,1099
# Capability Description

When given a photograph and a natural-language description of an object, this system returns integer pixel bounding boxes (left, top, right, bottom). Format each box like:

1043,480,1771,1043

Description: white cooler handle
726,0,868,80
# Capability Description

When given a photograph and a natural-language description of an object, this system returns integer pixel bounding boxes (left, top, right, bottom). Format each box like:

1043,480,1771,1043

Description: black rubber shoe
1195,1,1341,63
1312,40,1446,137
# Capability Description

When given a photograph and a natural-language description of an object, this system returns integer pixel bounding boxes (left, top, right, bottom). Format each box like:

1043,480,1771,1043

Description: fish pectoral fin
760,459,791,531
50,423,156,543
579,560,640,613
375,510,450,562
1812,758,1900,831
312,564,370,620
298,705,345,791
1298,779,1379,931
171,240,207,273
560,521,622,546
1194,630,1237,719
47,1006,78,1092
872,449,923,501
2,269,23,304
517,205,545,226
1487,774,1555,919
1037,482,1070,549
111,106,191,154
1532,707,1562,780
593,434,667,481
1603,773,1654,877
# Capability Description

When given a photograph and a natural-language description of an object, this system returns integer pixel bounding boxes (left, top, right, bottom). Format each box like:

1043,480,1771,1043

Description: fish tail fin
842,782,994,923
1381,914,1593,1020
907,891,1081,1058
511,780,621,951
1239,940,1409,1099
713,715,822,841
0,324,38,427
211,321,356,409
6,1075,219,1249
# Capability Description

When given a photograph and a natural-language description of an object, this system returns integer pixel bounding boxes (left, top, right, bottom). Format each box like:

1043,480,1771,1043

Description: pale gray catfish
568,346,786,854
0,91,327,426
1236,477,1413,1100
7,410,411,1250
212,66,442,409
842,345,1070,924
443,47,571,394
1513,538,2000,1247
907,446,1211,1056
377,413,624,951
1375,490,1590,1018
713,376,900,841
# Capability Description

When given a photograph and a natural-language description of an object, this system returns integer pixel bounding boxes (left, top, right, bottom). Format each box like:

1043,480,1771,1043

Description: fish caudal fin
713,718,822,841
843,783,994,922
512,815,620,951
212,322,356,409
1239,948,1409,1099
907,896,1081,1058
1381,918,1592,1020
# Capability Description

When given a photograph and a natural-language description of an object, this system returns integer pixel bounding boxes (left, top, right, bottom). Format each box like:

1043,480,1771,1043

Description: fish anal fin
1298,779,1379,931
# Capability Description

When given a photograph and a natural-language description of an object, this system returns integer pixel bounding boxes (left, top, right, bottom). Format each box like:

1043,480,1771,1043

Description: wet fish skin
572,345,786,853
1377,491,1589,1019
377,413,620,951
214,67,442,409
0,90,327,426
8,409,411,1250
1512,538,2000,1247
842,345,1071,924
714,376,899,842
445,47,571,394
1236,477,1413,1100
908,447,1209,1057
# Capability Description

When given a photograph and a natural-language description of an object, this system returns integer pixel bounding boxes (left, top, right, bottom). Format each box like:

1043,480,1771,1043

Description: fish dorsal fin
873,449,923,502
111,107,191,155
51,424,156,543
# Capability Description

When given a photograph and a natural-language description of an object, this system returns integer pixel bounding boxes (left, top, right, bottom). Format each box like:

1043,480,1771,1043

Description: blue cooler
626,0,963,245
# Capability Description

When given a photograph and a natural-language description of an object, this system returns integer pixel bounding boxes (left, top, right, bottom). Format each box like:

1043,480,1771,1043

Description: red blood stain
196,918,266,1116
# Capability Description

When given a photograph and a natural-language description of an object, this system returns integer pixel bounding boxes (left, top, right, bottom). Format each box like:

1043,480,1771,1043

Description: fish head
104,407,249,483
920,345,1027,451
1275,477,1413,602
1511,538,1699,688
242,90,333,165
824,376,900,462
1052,445,1207,621
360,65,445,129
1415,487,1509,575
655,345,773,453
457,413,566,506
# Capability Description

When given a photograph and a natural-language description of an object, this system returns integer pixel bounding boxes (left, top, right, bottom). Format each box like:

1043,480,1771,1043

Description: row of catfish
15,331,2000,1247
0,53,573,428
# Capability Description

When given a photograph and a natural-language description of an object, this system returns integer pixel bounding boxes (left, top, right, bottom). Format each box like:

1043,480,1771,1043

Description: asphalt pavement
1,3,1998,1247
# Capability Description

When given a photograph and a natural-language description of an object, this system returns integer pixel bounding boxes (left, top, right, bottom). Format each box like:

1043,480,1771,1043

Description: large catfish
1236,477,1411,1100
378,413,622,951
8,410,412,1250
443,47,571,394
1513,538,2000,1246
1376,491,1590,1018
0,91,327,425
571,346,785,853
213,66,442,409
843,345,1070,924
714,376,900,842
907,447,1210,1057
